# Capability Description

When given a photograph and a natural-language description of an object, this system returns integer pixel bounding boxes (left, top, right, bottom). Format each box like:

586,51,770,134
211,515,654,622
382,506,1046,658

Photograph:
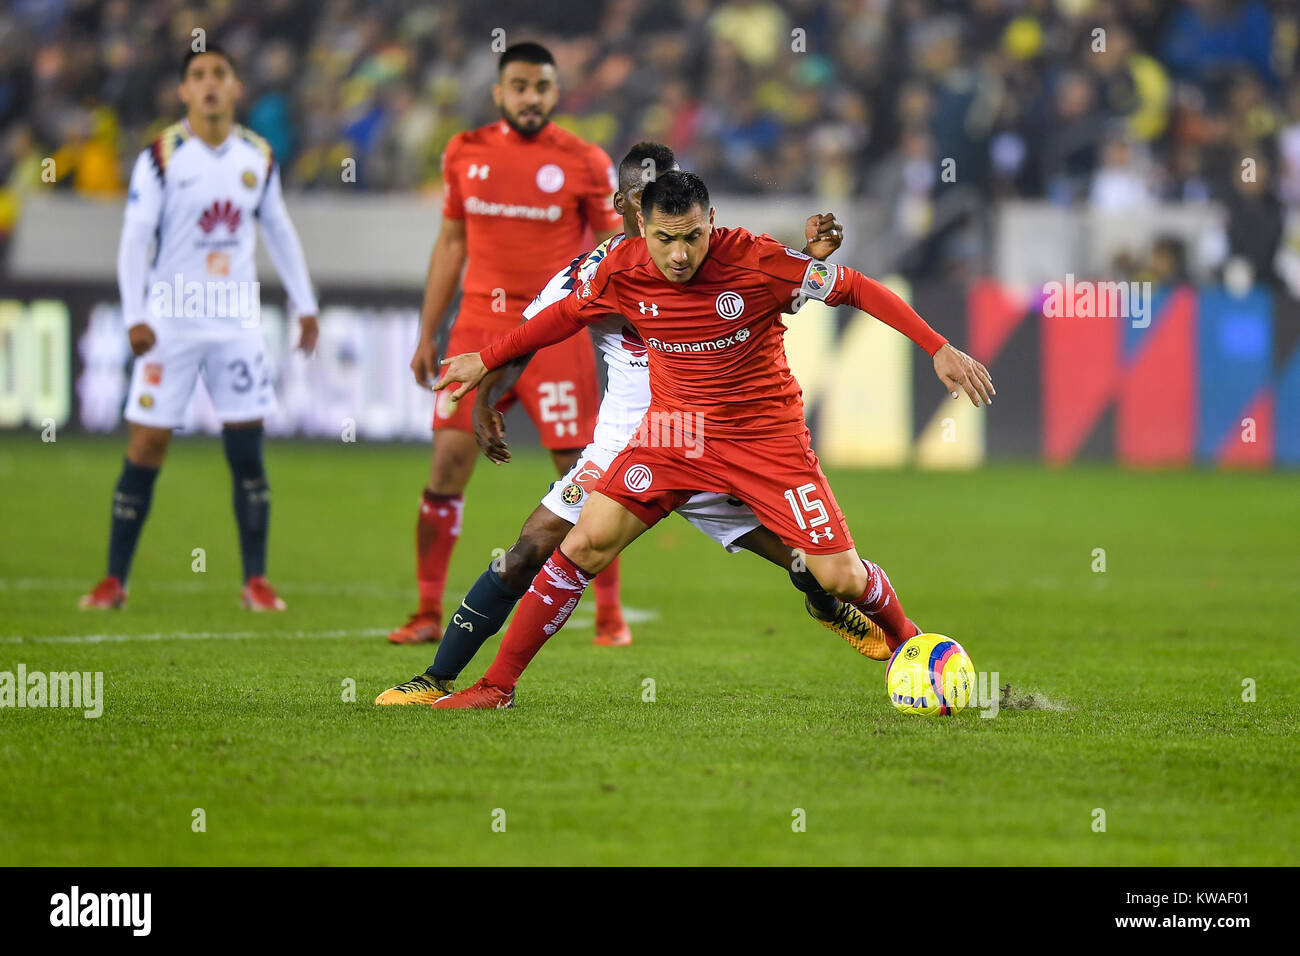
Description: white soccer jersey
118,119,317,328
523,233,650,456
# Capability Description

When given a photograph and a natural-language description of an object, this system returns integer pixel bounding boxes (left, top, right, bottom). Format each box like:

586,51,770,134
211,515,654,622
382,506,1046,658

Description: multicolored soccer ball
886,633,975,716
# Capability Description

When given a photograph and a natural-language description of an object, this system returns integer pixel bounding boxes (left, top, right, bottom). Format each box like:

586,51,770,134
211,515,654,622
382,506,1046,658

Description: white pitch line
0,577,414,599
0,608,660,645
0,628,387,645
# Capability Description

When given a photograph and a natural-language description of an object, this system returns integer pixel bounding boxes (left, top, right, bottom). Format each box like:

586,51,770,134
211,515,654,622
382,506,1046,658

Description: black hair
498,42,555,73
181,43,236,80
618,142,678,193
640,170,710,221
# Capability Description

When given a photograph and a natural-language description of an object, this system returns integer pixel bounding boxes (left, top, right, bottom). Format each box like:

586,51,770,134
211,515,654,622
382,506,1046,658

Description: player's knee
559,528,613,577
127,429,170,468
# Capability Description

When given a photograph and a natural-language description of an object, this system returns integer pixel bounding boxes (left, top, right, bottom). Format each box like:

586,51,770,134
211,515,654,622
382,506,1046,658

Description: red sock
850,559,919,651
484,549,592,689
593,555,622,621
416,490,463,618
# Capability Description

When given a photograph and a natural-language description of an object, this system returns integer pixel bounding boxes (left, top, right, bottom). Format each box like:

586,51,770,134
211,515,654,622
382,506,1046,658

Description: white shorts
540,442,761,553
124,323,276,429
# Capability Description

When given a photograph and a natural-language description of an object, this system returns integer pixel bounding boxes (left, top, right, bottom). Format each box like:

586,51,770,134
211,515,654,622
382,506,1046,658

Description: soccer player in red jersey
373,143,893,706
430,170,995,708
391,42,626,646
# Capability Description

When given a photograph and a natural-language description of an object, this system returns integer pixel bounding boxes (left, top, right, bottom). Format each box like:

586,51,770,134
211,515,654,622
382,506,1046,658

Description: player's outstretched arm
411,218,467,388
837,270,995,406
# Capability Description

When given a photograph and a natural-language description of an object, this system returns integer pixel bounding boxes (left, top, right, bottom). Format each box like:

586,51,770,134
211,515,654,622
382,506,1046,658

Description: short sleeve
576,143,622,235
440,137,464,220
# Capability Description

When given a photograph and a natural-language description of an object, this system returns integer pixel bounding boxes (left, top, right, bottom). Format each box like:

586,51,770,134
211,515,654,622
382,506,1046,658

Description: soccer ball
886,633,975,716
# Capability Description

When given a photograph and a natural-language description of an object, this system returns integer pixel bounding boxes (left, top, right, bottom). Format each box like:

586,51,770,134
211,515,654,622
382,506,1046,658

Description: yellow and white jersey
119,120,317,328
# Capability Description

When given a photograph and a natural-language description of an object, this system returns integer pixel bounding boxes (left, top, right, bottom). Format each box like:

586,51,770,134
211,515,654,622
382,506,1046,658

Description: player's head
179,45,241,123
639,170,713,283
493,42,558,137
615,142,678,238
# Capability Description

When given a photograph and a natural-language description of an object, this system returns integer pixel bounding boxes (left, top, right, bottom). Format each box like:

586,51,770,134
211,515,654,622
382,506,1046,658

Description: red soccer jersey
441,120,623,325
480,225,948,439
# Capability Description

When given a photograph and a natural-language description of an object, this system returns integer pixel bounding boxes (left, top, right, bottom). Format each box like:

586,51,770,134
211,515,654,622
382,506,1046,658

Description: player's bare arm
802,213,843,259
296,315,318,354
933,343,995,407
433,351,488,401
471,354,534,464
410,217,467,388
127,323,156,356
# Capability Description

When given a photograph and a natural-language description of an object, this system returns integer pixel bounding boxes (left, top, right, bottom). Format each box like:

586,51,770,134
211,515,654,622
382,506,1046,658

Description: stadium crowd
1,0,1298,279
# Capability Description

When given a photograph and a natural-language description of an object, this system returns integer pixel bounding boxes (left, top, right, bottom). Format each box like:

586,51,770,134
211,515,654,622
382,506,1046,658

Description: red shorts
434,318,599,450
595,420,855,555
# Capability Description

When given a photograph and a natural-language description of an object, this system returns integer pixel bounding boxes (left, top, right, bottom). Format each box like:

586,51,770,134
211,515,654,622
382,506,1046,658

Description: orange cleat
593,607,632,647
241,576,287,611
429,677,514,709
387,610,442,645
79,576,127,610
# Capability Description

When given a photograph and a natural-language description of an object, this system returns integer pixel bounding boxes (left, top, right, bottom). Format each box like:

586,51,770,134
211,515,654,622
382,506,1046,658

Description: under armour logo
467,164,490,179
809,527,835,544
639,301,658,316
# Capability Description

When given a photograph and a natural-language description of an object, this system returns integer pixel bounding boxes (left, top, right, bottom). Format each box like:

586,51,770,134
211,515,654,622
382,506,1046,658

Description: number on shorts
783,483,829,531
228,359,253,393
538,381,578,438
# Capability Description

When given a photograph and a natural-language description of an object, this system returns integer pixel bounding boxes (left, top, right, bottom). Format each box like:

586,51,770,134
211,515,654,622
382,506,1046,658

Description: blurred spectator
0,0,1295,280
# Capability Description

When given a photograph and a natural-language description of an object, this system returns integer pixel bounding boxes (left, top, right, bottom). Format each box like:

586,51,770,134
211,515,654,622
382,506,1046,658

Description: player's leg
375,502,571,704
386,426,478,643
676,495,890,660
515,333,630,645
389,319,496,644
81,329,199,609
726,432,921,652
203,334,284,611
432,491,655,709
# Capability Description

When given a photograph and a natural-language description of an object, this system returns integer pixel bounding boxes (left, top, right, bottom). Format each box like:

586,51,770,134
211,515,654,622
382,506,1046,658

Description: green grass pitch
1,434,1297,865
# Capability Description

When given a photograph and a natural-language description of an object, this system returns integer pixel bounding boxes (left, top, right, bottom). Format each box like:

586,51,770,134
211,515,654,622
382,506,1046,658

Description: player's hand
933,343,995,407
410,337,440,389
127,323,156,357
297,315,318,354
803,213,844,260
433,352,488,402
472,401,511,465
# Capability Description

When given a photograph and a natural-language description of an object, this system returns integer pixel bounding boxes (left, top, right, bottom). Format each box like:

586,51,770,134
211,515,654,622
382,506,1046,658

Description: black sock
428,567,527,681
222,426,269,581
790,566,838,616
107,459,159,584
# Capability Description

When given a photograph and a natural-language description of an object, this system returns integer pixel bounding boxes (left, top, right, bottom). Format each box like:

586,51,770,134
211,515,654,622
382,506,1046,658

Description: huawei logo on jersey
198,200,242,234
620,324,647,357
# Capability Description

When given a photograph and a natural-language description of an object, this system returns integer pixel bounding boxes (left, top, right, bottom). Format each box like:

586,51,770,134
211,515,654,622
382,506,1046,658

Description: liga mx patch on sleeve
801,260,838,301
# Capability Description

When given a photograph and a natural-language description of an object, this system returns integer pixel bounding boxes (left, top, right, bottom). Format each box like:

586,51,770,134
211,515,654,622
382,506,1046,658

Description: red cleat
79,576,126,610
594,607,633,647
241,576,287,611
429,677,514,709
387,610,442,645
